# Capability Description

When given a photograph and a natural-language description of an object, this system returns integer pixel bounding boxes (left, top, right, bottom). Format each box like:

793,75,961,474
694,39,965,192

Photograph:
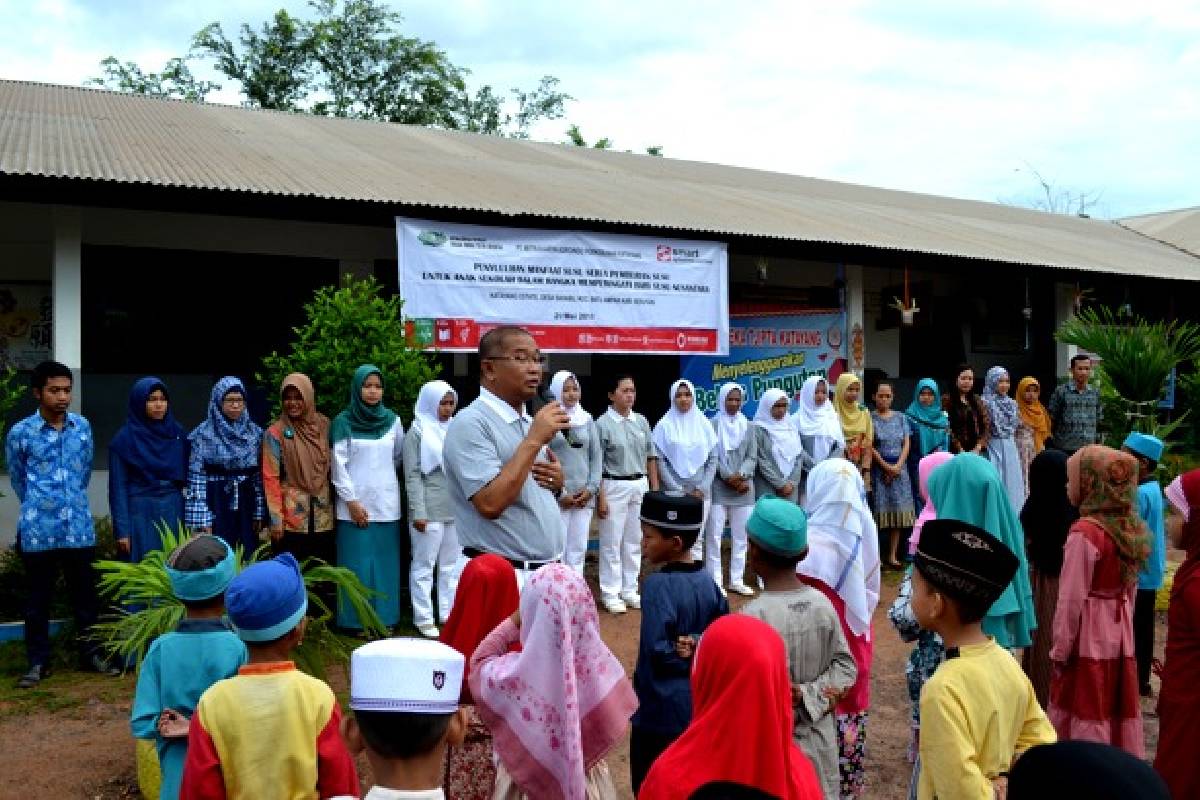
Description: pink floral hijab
470,564,637,800
909,451,953,555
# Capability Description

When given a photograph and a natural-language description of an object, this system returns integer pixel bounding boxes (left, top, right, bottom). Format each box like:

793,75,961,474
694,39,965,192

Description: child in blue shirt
130,535,247,799
1122,432,1166,697
629,491,728,795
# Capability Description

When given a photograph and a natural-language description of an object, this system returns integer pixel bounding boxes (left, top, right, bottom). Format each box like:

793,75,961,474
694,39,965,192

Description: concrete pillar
1054,282,1078,380
52,207,83,411
843,263,866,375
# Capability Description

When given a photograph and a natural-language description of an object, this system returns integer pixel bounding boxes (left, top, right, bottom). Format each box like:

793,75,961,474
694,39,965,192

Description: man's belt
462,547,557,572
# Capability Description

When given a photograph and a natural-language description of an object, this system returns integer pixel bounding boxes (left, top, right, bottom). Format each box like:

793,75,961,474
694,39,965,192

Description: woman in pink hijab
470,564,638,800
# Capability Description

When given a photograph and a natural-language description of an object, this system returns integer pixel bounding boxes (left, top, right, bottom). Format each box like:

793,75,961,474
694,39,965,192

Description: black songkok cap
914,518,1018,608
640,491,704,533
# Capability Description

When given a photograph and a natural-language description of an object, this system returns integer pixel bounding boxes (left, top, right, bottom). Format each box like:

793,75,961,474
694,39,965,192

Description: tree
565,123,663,156
1006,164,1102,217
257,275,437,424
88,56,220,102
93,0,570,137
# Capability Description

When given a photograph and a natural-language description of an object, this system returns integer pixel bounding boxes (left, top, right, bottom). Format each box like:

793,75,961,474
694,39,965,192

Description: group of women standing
108,367,462,639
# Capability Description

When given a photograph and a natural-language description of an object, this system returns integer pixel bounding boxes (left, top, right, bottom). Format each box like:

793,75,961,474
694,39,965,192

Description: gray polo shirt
402,425,452,523
548,419,603,499
443,387,565,562
594,409,655,477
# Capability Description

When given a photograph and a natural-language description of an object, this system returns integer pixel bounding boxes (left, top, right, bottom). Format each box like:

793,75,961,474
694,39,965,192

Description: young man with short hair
1047,354,1102,454
5,360,115,688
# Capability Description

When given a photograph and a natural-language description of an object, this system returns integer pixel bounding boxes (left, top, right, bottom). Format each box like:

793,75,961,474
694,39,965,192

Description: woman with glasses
185,376,266,553
330,364,405,631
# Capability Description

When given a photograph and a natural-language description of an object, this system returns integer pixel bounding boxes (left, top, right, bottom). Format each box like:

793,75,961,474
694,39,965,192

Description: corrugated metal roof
1119,208,1200,259
2,79,1199,281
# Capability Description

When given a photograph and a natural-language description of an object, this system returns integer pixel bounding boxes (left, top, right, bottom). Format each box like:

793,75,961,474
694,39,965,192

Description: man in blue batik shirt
5,360,117,688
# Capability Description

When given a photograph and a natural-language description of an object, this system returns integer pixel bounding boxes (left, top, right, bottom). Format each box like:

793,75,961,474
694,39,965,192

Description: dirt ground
0,562,1167,800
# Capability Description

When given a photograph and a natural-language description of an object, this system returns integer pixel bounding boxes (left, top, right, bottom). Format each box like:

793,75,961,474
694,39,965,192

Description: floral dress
1014,421,1036,498
871,412,915,529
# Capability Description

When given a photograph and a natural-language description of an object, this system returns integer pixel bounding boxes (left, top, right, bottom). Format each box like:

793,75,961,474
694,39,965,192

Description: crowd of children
11,350,1200,798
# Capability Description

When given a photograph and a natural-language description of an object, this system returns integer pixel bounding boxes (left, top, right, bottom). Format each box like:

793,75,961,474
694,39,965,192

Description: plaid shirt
185,440,265,530
1047,383,1102,451
5,411,94,551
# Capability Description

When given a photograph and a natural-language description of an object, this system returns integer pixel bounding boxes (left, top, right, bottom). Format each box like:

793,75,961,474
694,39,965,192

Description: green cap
746,496,808,557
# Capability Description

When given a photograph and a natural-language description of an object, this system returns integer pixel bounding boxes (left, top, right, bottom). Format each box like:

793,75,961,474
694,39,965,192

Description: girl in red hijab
1154,469,1200,799
439,554,520,799
638,614,822,800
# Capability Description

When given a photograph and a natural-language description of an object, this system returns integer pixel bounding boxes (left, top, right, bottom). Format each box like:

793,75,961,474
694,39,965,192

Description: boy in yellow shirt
910,519,1056,800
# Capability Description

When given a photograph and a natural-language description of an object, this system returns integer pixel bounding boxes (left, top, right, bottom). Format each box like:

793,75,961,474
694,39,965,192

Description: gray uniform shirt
402,424,452,523
548,419,603,502
710,416,758,507
742,587,857,800
753,426,810,506
594,409,655,477
442,387,565,562
655,439,718,501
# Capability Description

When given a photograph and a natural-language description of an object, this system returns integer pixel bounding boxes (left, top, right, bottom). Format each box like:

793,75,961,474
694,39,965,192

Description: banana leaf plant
92,522,389,680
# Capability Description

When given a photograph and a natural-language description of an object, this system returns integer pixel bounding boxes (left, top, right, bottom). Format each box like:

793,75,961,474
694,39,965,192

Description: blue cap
225,553,308,642
746,496,808,557
1123,432,1164,464
165,535,236,602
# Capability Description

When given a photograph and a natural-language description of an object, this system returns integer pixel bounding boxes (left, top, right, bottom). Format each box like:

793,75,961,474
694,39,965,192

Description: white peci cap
349,638,465,714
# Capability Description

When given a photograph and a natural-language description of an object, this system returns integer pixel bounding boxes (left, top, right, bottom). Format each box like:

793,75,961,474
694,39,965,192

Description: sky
2,0,1198,219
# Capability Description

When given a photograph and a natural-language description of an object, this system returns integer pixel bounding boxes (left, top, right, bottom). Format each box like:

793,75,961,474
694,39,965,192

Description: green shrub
258,276,437,424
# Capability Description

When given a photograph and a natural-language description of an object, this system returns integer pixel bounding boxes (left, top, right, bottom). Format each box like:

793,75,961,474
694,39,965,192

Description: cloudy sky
2,0,1197,218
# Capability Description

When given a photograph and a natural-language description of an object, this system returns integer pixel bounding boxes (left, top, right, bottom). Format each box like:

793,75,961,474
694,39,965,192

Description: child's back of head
166,534,236,612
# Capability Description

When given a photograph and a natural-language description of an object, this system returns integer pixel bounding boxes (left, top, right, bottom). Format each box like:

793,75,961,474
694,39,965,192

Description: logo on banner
656,245,672,262
418,231,448,247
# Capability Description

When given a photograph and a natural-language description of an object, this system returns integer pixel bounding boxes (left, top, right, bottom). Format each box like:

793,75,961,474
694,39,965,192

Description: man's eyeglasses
485,354,548,365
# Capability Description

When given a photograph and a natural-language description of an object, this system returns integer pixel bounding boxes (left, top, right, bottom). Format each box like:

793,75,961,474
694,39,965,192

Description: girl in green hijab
330,364,404,630
925,452,1037,649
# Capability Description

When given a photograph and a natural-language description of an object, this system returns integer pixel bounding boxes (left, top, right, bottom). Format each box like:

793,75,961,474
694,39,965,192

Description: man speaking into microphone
443,326,569,587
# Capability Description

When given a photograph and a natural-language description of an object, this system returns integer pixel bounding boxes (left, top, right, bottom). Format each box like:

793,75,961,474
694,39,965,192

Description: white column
52,207,83,411
843,263,866,374
1054,282,1078,379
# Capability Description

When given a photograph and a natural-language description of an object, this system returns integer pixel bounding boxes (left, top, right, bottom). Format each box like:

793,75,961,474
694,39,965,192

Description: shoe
603,598,628,614
17,664,49,689
729,583,756,597
620,593,641,610
416,624,440,639
88,654,122,677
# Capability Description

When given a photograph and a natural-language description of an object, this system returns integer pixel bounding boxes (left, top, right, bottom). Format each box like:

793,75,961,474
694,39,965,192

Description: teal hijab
904,378,949,457
330,364,398,443
926,453,1037,649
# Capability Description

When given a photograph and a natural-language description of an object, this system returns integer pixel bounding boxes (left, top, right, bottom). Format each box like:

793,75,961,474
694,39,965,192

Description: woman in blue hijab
903,378,949,515
108,377,188,561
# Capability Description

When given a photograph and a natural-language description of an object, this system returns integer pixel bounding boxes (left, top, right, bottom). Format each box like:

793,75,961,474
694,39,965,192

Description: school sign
680,311,848,417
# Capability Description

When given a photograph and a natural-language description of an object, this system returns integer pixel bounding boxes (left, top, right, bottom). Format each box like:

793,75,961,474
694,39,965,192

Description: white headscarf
548,370,593,429
791,375,842,462
711,382,749,452
652,379,718,477
799,458,881,639
414,380,457,475
753,387,802,475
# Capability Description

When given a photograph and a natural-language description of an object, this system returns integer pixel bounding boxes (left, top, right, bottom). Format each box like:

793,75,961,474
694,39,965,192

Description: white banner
396,218,729,354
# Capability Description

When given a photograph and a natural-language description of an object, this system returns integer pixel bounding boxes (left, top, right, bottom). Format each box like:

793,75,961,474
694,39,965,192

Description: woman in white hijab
752,388,808,507
653,380,719,556
706,382,758,596
798,457,882,798
792,374,845,465
402,379,460,638
547,370,603,577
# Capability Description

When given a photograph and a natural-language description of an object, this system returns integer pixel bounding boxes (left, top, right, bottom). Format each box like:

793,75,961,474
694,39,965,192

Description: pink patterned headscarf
471,564,637,800
908,451,954,555
1167,475,1190,521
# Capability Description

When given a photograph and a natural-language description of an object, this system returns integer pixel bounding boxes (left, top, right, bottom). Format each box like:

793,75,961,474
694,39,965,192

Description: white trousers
409,521,460,626
704,503,753,587
688,499,714,571
561,506,595,576
598,477,648,601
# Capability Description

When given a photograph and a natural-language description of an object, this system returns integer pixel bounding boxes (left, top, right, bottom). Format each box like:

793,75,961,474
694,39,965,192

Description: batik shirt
5,411,94,552
1047,384,1101,451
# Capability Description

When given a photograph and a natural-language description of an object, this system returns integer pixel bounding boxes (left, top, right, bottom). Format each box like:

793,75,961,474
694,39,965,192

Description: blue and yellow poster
680,310,848,417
